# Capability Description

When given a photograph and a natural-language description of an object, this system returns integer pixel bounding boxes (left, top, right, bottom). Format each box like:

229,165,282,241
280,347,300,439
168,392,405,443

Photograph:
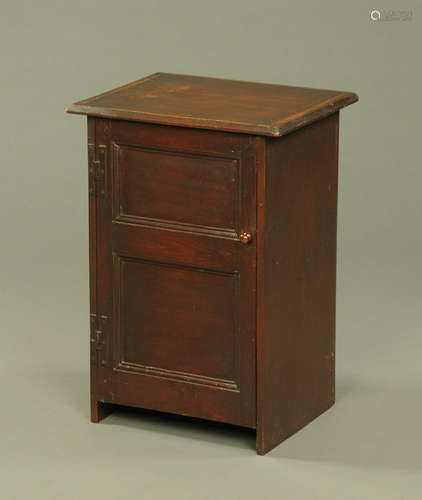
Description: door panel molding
95,120,257,428
112,254,240,392
111,141,241,238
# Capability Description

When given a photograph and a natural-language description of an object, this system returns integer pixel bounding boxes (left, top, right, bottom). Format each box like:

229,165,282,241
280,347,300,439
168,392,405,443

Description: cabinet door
93,119,256,428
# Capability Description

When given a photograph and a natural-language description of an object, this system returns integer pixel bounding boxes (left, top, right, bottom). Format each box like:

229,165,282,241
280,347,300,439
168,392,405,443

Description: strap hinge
90,313,109,367
88,144,106,198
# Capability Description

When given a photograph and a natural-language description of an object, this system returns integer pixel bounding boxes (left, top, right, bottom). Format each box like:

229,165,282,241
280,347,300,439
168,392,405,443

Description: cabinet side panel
257,113,339,454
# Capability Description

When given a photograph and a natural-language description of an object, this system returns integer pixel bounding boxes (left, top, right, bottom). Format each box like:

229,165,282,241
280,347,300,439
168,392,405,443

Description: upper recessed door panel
112,143,239,234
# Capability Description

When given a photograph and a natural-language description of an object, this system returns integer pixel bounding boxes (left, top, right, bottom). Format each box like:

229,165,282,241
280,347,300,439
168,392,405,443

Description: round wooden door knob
239,232,252,244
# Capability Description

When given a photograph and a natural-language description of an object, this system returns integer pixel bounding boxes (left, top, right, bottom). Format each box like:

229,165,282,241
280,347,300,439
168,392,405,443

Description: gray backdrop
1,1,421,499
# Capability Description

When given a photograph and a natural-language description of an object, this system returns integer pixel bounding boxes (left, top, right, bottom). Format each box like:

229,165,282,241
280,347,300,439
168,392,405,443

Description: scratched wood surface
90,120,257,429
69,75,358,454
256,113,340,454
66,72,357,136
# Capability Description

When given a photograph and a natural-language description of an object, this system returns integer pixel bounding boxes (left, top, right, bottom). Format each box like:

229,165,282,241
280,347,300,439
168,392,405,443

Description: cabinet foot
91,399,115,423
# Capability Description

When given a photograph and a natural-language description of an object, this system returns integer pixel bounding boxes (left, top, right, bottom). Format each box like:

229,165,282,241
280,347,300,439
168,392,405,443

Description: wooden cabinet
67,72,357,454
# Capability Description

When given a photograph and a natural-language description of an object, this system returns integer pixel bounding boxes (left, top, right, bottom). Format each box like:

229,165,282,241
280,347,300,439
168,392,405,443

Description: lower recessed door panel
115,256,239,390
109,234,256,428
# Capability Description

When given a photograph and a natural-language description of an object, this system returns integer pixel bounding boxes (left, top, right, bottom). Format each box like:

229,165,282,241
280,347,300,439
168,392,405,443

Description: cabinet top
66,72,358,137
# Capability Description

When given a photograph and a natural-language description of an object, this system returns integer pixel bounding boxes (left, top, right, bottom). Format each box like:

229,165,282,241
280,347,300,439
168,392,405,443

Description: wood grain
70,74,358,453
67,72,357,136
92,119,257,428
256,113,339,454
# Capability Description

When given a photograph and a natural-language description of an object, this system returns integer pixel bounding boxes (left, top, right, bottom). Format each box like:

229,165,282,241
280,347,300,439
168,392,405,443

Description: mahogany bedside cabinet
66,72,358,455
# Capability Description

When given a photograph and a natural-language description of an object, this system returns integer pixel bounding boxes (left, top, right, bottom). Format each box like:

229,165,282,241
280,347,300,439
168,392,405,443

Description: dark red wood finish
91,120,257,429
68,73,357,454
256,113,340,454
67,72,357,137
114,146,238,231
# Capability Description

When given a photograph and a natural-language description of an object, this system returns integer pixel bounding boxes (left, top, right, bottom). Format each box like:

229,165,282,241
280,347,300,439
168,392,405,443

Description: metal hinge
88,143,106,198
90,313,109,367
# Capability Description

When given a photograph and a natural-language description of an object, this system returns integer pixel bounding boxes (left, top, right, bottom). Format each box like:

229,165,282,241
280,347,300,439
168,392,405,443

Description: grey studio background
1,1,421,499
